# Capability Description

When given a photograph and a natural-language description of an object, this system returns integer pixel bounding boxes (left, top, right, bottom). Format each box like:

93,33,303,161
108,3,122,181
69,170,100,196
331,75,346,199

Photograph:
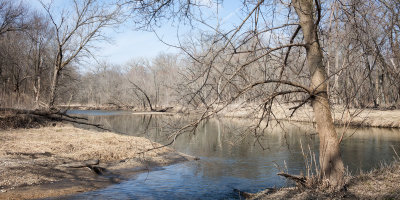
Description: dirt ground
0,124,194,199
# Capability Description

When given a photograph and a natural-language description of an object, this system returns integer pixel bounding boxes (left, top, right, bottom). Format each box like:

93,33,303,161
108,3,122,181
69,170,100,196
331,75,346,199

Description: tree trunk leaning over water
128,79,155,111
293,0,345,188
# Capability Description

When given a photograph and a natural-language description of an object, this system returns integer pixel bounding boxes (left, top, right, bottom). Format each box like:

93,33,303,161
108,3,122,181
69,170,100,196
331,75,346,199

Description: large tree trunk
293,0,345,188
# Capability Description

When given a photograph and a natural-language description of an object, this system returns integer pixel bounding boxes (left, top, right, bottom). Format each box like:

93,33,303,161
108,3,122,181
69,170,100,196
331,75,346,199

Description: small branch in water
392,145,400,160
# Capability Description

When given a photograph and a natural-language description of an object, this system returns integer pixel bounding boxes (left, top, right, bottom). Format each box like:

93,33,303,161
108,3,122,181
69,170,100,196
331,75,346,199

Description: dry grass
0,124,172,162
0,124,193,199
250,162,400,200
347,162,400,199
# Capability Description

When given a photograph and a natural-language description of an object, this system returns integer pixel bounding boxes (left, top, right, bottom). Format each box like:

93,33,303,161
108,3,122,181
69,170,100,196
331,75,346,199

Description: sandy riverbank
218,103,400,128
0,124,195,199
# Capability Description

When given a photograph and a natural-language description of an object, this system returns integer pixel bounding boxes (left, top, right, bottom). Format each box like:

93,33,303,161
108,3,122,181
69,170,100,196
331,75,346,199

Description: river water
62,110,400,199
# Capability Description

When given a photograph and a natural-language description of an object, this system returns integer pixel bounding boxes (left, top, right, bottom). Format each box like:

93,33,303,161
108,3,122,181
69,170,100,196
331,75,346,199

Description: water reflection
67,111,400,199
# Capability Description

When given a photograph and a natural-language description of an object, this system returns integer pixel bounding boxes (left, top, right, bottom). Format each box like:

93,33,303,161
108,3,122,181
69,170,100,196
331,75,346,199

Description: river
60,110,400,199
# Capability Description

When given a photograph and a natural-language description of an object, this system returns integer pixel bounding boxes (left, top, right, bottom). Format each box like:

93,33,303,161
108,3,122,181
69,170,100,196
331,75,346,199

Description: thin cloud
221,7,241,24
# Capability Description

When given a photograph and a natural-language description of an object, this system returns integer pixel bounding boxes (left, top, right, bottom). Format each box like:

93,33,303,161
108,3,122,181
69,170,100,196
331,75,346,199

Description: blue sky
28,0,245,68
97,1,245,66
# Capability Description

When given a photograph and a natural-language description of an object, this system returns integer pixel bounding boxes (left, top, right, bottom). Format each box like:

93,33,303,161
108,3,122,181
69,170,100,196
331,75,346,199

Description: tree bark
33,76,41,108
48,47,63,109
293,0,345,188
48,66,59,108
364,54,378,108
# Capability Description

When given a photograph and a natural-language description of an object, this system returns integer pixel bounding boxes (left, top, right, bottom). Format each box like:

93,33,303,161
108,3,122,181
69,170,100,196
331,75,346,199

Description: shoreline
217,104,400,129
3,105,399,199
0,124,196,199
59,103,400,129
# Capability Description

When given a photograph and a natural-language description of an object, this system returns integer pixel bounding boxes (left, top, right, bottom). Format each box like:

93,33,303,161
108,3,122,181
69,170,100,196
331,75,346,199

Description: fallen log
58,159,107,175
0,108,86,120
59,159,100,168
87,165,107,175
277,172,306,186
154,107,173,112
0,107,114,132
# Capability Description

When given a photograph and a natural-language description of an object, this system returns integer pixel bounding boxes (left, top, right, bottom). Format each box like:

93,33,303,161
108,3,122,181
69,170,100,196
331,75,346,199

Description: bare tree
126,59,157,111
125,0,349,188
0,0,28,107
39,0,123,108
0,0,27,35
330,0,400,109
25,12,53,108
293,0,344,187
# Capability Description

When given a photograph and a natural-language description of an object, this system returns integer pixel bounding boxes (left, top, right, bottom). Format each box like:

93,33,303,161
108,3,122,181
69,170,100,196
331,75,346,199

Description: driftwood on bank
59,159,100,168
58,159,107,175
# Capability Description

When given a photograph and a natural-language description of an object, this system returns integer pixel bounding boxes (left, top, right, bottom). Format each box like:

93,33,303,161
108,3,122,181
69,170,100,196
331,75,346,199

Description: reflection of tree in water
85,114,185,144
339,127,400,172
78,114,400,176
168,119,319,180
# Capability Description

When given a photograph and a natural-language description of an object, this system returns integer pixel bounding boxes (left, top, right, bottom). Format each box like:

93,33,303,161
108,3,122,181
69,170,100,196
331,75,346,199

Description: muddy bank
0,124,195,199
247,161,400,199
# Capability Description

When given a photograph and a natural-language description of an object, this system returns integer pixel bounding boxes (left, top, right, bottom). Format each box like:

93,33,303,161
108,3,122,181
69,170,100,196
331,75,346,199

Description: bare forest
1,0,399,111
